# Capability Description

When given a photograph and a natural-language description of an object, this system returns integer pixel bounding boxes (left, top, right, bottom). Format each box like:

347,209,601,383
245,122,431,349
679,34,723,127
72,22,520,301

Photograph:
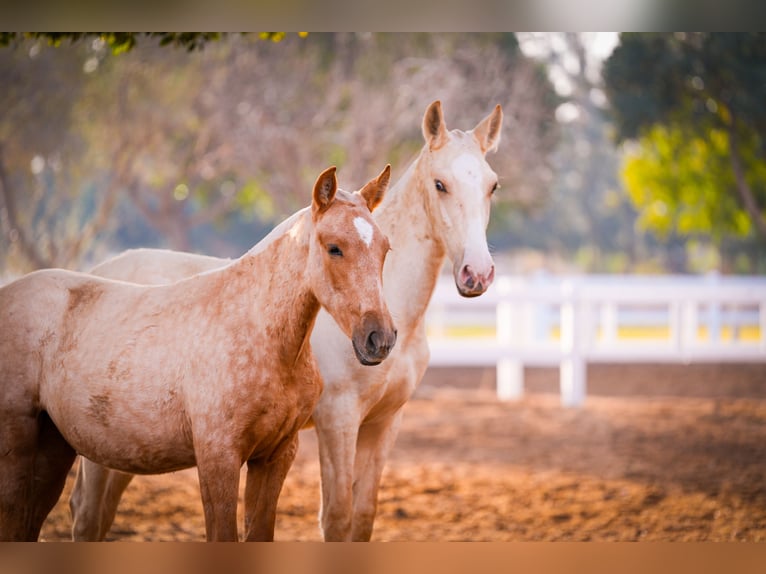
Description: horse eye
434,179,447,193
491,182,499,195
327,244,343,257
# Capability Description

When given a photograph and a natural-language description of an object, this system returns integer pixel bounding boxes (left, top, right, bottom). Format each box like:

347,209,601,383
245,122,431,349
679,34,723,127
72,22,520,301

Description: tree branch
0,143,51,270
58,156,130,268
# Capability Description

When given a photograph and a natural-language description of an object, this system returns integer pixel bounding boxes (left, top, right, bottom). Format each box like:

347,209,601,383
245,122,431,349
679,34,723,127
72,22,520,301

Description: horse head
418,100,503,297
308,165,397,365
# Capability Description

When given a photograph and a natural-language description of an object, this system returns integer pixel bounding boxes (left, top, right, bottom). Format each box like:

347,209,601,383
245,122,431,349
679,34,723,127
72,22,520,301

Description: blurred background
2,32,764,278
5,32,766,542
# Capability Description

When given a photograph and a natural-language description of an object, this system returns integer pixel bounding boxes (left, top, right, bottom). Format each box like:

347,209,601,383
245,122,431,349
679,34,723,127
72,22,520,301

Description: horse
0,165,397,541
69,100,503,541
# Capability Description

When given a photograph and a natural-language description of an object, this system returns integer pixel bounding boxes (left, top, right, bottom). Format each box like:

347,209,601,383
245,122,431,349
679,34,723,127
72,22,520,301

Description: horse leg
70,457,135,540
0,411,39,540
242,434,299,541
314,414,359,541
0,411,75,541
195,447,242,541
351,410,403,541
28,412,77,538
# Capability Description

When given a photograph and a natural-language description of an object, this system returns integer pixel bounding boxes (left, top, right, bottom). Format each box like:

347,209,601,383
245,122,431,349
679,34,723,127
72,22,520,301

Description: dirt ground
39,363,766,542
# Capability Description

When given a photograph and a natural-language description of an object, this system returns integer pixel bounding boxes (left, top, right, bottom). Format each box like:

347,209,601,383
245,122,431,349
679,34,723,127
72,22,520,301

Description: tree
0,33,558,275
0,40,99,271
496,33,644,272
0,33,298,273
603,33,766,261
623,124,755,239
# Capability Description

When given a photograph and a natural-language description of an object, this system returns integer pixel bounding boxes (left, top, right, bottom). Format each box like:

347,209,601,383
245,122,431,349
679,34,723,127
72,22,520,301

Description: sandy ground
39,363,766,542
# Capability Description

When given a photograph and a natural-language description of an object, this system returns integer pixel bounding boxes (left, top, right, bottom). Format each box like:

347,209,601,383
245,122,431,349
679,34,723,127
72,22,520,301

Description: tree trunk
727,118,766,237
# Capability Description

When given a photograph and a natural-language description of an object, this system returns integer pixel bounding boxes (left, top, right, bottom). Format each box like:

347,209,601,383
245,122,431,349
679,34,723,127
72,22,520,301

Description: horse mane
243,188,360,259
246,206,311,258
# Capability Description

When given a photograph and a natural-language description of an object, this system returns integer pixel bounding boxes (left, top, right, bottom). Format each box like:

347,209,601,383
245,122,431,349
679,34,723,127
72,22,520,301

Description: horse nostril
366,331,381,352
460,265,478,289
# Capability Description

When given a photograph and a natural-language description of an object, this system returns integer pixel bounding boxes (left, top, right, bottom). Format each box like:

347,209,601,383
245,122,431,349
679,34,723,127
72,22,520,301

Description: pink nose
458,264,495,296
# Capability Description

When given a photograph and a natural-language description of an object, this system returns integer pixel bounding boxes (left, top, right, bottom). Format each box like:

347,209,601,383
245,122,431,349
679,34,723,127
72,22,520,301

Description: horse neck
376,151,446,329
206,209,320,363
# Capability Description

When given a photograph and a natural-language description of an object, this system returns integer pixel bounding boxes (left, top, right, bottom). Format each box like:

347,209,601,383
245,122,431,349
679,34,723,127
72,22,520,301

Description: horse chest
351,334,427,424
230,358,322,458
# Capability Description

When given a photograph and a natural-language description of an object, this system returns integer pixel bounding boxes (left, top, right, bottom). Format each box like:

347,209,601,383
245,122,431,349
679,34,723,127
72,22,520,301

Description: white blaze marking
452,153,482,186
354,217,374,247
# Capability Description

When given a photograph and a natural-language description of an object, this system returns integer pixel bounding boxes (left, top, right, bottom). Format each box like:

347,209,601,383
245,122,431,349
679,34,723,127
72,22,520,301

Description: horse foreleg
243,435,299,541
351,410,403,541
195,449,242,541
70,457,135,541
314,414,359,541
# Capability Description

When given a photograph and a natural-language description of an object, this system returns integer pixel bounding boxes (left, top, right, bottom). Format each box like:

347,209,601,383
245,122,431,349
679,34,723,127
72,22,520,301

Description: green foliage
0,33,292,54
235,180,275,221
604,33,766,142
623,124,753,239
604,33,766,258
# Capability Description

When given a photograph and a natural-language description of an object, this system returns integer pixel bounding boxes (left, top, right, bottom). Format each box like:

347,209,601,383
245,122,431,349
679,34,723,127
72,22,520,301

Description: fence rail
425,273,766,406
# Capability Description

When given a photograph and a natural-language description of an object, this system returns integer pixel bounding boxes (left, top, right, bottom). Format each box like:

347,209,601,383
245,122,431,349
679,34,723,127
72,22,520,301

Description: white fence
425,273,766,407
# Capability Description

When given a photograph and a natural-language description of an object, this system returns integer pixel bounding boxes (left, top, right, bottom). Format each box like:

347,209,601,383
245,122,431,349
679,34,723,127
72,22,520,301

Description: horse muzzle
352,314,397,366
455,263,495,298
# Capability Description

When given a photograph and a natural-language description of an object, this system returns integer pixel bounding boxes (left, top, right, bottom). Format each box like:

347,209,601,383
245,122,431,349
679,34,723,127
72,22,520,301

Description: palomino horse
0,165,397,541
69,101,502,541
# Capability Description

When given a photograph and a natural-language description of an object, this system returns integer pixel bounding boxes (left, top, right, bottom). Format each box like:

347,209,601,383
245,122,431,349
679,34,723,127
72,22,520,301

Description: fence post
760,299,766,354
600,301,618,345
670,300,682,353
496,277,523,401
560,279,586,407
706,272,722,344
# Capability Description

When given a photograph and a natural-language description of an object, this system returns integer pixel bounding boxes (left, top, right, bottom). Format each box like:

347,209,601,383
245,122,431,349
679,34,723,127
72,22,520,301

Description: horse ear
313,166,338,215
358,164,390,213
471,104,503,154
422,100,449,150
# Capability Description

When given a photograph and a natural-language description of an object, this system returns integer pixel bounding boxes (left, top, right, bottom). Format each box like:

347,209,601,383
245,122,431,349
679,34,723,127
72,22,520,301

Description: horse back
91,248,228,285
